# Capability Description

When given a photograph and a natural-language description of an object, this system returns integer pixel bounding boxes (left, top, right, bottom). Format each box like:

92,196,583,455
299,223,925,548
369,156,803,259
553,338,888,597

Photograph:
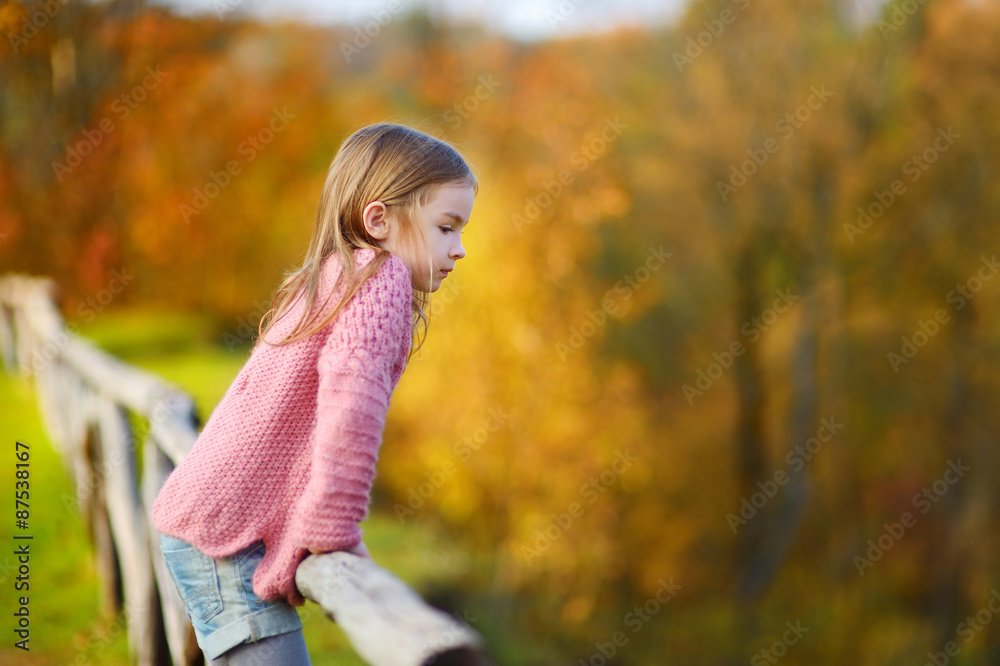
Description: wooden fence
0,274,488,666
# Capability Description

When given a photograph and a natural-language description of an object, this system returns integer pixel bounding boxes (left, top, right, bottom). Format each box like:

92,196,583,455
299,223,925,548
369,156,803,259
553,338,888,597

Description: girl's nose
451,240,466,260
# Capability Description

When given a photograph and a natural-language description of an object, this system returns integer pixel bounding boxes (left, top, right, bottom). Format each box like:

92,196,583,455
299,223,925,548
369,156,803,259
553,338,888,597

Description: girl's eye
440,226,452,234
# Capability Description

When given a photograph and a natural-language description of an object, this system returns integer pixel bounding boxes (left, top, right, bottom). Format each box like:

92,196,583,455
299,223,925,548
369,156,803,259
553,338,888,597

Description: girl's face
384,183,475,292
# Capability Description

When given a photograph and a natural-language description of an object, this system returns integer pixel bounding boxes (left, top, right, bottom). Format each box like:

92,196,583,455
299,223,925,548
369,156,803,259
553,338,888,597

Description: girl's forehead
423,183,475,212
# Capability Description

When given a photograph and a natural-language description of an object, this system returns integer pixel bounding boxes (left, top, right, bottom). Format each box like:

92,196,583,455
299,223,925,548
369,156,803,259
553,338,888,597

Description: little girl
151,123,477,665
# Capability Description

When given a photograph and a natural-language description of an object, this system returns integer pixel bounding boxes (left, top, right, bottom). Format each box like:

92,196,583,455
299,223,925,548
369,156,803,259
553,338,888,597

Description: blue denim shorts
158,532,303,661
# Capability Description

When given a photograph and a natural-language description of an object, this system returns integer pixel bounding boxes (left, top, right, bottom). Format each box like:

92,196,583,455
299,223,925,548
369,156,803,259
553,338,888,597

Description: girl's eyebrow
441,211,469,226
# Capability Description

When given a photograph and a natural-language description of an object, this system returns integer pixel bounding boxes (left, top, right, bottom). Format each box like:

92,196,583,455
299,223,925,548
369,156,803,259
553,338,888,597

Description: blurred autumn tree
3,0,1000,662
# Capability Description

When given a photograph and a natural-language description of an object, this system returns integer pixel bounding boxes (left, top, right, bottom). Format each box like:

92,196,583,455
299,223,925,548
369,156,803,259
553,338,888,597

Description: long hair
256,123,477,354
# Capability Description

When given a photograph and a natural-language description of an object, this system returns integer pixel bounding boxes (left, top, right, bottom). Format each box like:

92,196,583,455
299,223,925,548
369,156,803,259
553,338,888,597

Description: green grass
0,374,126,666
0,308,471,665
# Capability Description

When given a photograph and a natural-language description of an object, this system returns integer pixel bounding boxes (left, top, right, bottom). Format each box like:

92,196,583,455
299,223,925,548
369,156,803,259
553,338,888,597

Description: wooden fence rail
0,274,488,666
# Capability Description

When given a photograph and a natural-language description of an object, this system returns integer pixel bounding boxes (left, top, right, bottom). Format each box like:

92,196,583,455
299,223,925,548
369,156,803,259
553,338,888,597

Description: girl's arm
309,542,370,559
288,257,411,557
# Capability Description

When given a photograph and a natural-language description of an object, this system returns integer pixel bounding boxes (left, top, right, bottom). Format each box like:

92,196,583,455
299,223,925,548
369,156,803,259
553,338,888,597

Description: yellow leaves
542,238,577,282
0,2,23,31
8,7,1000,655
596,183,632,218
560,595,594,624
571,197,600,226
569,181,632,226
0,199,21,255
75,221,119,293
131,207,185,268
508,322,544,356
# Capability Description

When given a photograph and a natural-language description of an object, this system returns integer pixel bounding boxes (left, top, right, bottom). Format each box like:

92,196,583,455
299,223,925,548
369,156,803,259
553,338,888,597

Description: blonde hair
256,123,477,355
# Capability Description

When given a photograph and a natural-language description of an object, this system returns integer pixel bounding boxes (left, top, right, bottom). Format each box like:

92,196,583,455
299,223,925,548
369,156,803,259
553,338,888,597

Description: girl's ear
362,201,391,240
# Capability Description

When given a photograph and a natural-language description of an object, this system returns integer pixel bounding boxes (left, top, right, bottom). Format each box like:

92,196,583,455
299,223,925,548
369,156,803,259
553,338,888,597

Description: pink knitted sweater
151,248,412,606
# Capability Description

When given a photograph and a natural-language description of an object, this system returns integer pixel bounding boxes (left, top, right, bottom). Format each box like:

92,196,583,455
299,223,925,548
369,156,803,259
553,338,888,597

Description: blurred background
2,0,1000,663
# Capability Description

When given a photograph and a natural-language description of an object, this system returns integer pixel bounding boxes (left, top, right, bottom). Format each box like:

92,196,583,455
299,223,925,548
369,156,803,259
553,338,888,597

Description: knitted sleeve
287,255,412,553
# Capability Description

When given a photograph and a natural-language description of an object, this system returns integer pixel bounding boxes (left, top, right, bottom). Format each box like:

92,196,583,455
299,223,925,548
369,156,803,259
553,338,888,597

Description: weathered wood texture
0,274,490,666
296,553,486,666
1,275,197,665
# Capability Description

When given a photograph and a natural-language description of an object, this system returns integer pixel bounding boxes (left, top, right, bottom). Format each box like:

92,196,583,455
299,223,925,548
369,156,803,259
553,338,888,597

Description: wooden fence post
0,274,493,666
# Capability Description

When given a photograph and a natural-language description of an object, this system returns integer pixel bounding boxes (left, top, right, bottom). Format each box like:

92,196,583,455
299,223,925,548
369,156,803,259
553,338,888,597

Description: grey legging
206,628,311,666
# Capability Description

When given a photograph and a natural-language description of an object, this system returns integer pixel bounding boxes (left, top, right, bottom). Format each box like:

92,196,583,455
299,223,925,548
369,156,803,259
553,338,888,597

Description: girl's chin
411,277,441,292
